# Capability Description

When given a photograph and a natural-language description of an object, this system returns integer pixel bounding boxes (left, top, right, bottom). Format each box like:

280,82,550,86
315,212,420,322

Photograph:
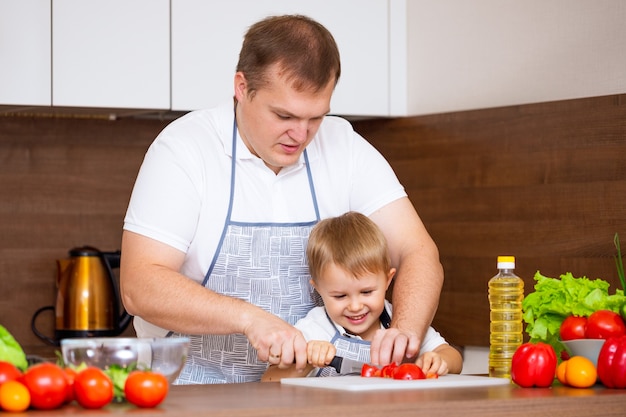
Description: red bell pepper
511,342,557,388
597,335,626,388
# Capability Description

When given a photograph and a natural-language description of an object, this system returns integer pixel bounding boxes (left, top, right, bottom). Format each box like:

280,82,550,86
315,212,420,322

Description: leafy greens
522,271,626,358
0,324,28,371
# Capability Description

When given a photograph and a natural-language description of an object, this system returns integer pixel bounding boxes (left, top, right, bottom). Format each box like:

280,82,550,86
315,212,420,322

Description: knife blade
329,356,367,375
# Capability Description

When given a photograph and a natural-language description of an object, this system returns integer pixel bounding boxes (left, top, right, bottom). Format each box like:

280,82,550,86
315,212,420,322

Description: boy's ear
386,268,396,289
309,279,317,290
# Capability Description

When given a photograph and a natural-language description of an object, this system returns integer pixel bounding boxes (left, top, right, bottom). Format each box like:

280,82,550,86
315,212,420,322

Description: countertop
25,380,626,417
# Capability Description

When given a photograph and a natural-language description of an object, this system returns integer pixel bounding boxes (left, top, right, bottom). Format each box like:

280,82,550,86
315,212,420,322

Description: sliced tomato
392,363,425,380
381,362,398,378
360,363,380,378
426,372,439,379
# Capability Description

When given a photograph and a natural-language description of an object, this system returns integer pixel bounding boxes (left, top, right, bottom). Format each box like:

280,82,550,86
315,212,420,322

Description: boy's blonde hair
307,212,390,281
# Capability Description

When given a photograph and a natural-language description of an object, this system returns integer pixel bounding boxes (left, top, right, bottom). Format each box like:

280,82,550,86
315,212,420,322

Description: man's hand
244,313,309,370
369,328,420,366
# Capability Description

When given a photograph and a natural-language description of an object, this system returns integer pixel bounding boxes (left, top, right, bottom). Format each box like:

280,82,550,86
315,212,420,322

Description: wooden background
1,93,625,356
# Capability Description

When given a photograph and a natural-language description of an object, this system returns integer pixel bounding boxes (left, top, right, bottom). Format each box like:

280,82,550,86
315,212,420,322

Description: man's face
234,65,335,174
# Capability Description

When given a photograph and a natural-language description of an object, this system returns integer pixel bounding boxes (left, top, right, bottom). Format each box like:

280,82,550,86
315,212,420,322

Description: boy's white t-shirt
295,300,448,354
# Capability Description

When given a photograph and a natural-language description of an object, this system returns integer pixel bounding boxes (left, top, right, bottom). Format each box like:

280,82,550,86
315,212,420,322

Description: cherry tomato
73,367,113,409
0,361,22,385
380,362,398,378
556,356,597,388
360,363,380,378
0,380,31,412
586,310,626,339
21,362,68,410
560,316,588,341
392,363,425,380
124,371,169,408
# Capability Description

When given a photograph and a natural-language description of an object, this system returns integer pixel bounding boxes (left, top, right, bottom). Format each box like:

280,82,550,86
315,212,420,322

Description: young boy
262,212,462,381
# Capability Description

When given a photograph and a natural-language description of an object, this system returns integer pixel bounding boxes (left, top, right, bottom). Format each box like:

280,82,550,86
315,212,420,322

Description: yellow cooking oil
488,256,524,379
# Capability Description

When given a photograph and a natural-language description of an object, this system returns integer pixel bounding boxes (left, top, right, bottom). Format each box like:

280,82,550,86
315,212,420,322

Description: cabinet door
0,0,51,106
171,0,389,116
52,0,169,109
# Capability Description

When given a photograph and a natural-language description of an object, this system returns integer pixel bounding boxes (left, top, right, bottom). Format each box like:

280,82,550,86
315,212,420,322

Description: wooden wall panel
353,94,626,347
0,115,170,355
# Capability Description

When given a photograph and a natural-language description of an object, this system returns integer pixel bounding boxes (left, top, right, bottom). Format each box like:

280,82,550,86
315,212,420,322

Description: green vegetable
615,232,625,293
104,363,145,402
522,271,626,358
0,324,28,371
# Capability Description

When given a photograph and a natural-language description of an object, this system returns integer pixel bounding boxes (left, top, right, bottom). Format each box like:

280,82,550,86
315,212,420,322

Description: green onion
615,232,625,291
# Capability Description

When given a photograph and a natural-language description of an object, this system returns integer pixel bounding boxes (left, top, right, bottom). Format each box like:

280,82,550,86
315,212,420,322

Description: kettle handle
31,305,58,346
101,250,133,333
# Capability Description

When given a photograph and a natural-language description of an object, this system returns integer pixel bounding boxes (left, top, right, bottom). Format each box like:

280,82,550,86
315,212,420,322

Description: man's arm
120,230,309,369
368,197,444,365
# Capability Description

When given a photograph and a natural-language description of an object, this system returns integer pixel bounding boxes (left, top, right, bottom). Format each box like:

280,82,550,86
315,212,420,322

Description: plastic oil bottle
488,256,524,378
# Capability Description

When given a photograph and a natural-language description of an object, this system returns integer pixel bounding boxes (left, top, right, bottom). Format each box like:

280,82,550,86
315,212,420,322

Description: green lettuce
522,271,626,358
0,324,28,371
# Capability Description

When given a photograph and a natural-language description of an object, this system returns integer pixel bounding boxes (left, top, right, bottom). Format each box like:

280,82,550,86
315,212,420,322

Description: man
120,14,443,384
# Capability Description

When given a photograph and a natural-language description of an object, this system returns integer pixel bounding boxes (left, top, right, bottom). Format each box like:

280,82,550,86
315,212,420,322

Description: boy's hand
307,341,336,368
416,351,448,376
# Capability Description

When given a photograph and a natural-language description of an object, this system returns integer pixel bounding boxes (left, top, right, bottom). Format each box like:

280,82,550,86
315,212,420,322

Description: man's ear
385,268,396,290
234,71,247,101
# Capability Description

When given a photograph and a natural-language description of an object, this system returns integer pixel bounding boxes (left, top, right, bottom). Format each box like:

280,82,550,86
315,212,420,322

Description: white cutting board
281,374,511,391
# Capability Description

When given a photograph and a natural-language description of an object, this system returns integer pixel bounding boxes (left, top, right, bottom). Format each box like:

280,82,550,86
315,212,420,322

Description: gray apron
175,115,322,384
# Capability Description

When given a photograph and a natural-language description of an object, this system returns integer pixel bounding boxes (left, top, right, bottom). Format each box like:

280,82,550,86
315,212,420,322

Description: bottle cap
497,256,515,269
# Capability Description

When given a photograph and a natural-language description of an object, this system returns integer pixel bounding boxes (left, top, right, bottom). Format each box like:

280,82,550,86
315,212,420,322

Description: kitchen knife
329,356,367,375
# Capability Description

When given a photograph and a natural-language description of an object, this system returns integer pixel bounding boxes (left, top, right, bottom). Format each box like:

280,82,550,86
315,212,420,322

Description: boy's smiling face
311,262,395,341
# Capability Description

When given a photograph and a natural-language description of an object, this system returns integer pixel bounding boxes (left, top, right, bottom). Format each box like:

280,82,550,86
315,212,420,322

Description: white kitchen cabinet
52,0,170,109
407,0,626,115
173,0,626,117
0,0,51,106
171,0,391,116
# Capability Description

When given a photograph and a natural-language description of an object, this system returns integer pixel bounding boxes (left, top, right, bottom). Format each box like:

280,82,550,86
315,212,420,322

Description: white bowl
61,337,189,383
561,339,605,368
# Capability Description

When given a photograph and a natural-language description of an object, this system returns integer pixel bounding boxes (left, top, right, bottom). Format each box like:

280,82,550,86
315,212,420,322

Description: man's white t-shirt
124,101,407,337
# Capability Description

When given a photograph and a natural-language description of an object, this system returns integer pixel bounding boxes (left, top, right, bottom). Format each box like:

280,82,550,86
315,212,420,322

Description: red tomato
63,367,76,403
380,362,398,378
124,371,169,408
586,310,626,339
559,315,588,341
392,363,426,380
511,342,557,388
0,361,22,385
360,363,380,378
21,362,68,410
73,367,113,409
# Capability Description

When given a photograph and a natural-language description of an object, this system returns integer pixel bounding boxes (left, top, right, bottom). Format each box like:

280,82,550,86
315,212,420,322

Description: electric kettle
31,246,132,345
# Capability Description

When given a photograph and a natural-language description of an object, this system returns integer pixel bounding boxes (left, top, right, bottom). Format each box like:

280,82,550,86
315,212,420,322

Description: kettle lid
69,246,101,257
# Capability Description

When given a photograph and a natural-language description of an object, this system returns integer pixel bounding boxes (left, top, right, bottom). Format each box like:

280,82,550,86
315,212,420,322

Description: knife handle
329,356,342,373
